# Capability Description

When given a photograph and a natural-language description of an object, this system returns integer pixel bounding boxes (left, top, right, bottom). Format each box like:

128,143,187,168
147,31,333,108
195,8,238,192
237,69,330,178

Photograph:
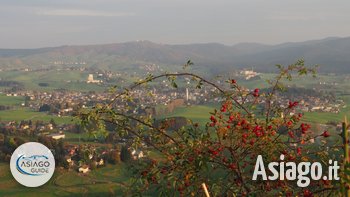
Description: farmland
0,162,134,197
0,108,74,124
0,70,105,92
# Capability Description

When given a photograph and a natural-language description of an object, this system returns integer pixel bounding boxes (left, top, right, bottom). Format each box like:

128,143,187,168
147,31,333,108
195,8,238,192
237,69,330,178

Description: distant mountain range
1,37,350,73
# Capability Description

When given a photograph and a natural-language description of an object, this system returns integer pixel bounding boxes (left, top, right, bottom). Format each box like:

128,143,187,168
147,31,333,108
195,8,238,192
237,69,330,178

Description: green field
303,95,350,124
0,94,24,106
0,70,105,92
303,109,350,124
158,104,217,126
158,94,350,127
0,108,74,124
0,162,133,197
238,73,350,91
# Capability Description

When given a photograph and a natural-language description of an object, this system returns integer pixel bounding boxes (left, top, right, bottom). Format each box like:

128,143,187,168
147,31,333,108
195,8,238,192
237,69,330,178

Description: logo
252,154,340,187
10,142,55,187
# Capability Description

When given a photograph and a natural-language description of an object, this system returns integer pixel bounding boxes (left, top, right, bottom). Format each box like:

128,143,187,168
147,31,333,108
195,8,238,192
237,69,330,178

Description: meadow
159,104,217,127
0,162,133,197
0,70,104,92
158,94,350,128
0,108,75,124
0,94,24,106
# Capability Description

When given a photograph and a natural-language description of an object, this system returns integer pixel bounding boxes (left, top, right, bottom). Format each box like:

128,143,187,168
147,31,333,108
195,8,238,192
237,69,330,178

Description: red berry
321,131,330,138
303,189,313,197
141,170,148,177
288,101,299,108
229,115,234,121
288,131,294,138
288,101,293,108
231,79,236,84
300,123,310,134
285,191,293,197
297,147,302,155
228,163,237,170
288,154,296,161
253,125,262,132
242,133,248,138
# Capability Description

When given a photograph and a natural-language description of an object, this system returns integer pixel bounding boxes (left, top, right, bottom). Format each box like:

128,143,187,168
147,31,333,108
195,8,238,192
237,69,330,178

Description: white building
240,70,260,80
87,74,102,84
79,166,90,173
47,133,65,140
131,149,144,160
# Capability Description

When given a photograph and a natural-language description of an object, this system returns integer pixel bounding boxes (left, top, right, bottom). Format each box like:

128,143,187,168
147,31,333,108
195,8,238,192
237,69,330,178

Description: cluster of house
64,145,145,174
278,96,344,114
5,80,221,117
1,119,146,174
2,120,63,134
8,91,111,115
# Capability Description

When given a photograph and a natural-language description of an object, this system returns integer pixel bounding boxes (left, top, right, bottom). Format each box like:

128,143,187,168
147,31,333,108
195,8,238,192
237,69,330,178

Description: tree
107,149,120,164
49,118,57,128
39,104,51,112
24,96,30,107
120,145,132,162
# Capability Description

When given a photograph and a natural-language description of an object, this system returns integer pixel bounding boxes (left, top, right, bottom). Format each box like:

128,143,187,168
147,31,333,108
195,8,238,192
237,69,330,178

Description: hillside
1,37,350,73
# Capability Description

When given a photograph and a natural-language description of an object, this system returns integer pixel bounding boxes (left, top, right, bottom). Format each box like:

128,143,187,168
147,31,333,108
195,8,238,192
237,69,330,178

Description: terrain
0,37,350,196
1,37,350,74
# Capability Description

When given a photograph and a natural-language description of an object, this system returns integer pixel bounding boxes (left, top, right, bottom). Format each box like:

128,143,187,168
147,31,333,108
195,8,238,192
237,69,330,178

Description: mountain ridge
1,37,350,73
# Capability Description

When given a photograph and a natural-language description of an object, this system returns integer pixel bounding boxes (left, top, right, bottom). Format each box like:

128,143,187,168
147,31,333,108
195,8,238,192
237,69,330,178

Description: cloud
36,9,135,17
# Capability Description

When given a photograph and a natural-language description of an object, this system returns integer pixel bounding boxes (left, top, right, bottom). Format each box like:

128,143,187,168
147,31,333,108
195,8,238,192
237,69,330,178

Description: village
0,70,346,175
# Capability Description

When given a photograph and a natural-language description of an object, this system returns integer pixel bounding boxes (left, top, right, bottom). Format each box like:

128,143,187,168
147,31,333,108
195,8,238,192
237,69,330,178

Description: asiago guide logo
10,142,55,187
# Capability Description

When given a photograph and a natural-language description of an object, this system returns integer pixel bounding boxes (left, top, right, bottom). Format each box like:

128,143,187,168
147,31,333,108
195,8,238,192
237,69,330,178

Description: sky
1,0,350,48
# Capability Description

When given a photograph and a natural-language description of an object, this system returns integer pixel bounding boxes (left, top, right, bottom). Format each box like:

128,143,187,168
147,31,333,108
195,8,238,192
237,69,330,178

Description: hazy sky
1,0,350,48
